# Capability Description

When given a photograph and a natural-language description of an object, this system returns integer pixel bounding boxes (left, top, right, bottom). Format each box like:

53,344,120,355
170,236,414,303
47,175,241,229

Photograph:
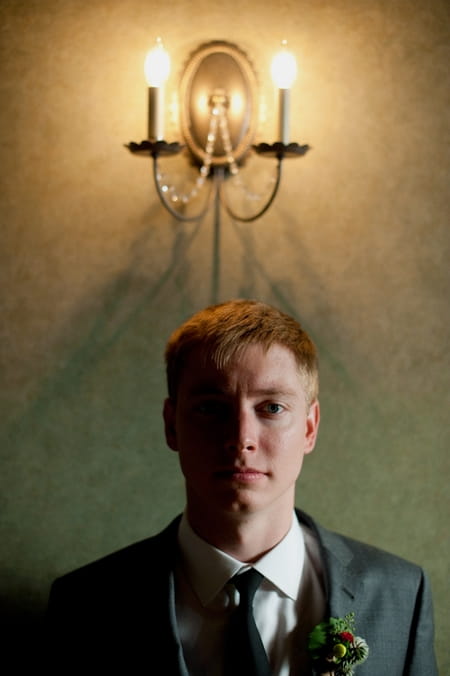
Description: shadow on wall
4,208,202,440
1,205,352,663
4,199,348,446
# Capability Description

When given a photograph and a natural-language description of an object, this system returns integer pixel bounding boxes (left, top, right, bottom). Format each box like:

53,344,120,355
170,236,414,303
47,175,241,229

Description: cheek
179,412,229,444
177,420,214,450
277,446,307,484
265,427,309,468
175,419,219,465
265,422,306,449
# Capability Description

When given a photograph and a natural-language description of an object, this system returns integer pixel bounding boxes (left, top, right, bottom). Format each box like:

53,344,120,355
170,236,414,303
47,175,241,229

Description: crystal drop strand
218,104,276,203
218,105,239,176
229,167,277,203
155,106,219,206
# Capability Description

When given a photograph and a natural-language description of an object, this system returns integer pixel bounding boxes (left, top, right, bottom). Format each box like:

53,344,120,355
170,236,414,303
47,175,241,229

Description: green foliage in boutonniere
307,612,369,675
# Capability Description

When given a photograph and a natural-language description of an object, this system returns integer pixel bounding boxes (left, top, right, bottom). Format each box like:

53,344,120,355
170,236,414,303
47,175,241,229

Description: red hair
165,299,319,406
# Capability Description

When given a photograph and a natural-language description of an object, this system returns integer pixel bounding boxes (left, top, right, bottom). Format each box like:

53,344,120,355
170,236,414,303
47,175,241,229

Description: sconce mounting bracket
179,40,258,167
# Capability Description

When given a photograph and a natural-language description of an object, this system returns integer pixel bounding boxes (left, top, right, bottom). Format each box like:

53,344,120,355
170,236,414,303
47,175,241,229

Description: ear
163,398,178,452
304,399,320,454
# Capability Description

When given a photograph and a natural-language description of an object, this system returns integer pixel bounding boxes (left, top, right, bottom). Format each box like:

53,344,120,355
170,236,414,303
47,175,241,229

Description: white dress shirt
175,511,326,675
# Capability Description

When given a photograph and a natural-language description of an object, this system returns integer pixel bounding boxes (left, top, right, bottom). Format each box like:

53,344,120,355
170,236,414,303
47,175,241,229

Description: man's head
163,300,320,537
165,299,319,408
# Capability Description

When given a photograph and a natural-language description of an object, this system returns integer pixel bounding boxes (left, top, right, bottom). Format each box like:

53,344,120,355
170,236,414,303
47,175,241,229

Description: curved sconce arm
219,142,310,223
126,140,215,222
220,158,283,223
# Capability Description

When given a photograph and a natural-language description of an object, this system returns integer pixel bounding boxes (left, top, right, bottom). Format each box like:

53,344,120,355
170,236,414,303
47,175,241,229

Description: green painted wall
1,0,448,670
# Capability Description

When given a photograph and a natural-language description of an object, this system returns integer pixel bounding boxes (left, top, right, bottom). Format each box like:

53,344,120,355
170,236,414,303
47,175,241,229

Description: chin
217,491,265,516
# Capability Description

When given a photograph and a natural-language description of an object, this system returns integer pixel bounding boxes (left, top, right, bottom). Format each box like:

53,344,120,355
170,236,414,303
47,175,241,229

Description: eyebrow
186,384,299,399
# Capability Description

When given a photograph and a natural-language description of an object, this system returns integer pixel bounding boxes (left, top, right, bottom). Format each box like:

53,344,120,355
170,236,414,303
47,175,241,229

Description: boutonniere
307,612,369,675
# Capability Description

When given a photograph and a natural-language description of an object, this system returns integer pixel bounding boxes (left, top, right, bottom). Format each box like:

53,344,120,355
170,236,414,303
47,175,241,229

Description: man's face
163,342,319,527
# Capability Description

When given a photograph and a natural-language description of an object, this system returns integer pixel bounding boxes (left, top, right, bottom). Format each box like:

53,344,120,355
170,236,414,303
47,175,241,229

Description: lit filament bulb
271,41,297,144
144,37,170,140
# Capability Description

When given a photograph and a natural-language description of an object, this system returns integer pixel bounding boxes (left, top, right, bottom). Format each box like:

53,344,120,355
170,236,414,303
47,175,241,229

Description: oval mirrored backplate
180,41,258,167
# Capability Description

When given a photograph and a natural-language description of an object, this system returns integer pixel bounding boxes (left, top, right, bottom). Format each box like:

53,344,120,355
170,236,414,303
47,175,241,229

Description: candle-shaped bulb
144,37,170,141
271,41,297,144
271,40,297,89
144,37,170,87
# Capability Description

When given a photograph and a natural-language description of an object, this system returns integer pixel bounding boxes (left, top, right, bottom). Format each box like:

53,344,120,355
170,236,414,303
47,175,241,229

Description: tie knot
231,568,264,605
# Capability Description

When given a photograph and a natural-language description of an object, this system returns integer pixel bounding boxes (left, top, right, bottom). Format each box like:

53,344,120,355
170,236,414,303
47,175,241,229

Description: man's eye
195,401,227,416
262,403,284,415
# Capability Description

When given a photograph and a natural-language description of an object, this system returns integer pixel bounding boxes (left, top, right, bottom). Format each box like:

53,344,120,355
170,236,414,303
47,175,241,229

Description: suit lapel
157,517,191,676
320,528,365,619
166,568,190,676
296,510,364,620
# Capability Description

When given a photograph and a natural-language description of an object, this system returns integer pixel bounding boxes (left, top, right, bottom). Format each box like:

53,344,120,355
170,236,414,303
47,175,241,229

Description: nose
224,408,257,454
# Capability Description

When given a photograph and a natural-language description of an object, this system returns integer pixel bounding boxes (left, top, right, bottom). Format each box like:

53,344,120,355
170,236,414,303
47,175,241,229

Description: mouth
214,467,267,482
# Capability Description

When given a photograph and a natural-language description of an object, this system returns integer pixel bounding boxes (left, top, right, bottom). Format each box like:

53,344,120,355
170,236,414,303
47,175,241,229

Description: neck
186,504,295,563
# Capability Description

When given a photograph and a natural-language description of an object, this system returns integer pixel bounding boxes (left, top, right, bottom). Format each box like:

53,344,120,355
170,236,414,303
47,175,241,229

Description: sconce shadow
228,211,355,390
3,207,204,443
0,205,207,636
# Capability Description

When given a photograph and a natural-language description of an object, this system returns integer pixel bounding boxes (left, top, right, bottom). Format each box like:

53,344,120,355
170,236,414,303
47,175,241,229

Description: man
47,299,437,675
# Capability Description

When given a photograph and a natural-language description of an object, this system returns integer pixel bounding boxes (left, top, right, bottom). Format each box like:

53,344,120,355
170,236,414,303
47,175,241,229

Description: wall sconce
126,39,310,223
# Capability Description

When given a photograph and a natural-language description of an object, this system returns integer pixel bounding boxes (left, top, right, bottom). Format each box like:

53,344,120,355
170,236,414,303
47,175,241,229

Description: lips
215,466,266,481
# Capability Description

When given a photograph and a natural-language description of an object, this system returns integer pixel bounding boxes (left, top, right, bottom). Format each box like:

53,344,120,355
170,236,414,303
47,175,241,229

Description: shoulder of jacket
52,514,182,586
295,507,424,578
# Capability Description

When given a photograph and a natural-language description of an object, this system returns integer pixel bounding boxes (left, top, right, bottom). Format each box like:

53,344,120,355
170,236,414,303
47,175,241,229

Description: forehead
178,342,304,396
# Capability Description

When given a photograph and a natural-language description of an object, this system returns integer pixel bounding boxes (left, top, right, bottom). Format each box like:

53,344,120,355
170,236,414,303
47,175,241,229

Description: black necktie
224,568,272,676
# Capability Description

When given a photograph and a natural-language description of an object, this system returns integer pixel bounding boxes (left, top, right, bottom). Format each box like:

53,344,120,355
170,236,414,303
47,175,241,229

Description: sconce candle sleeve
278,88,290,145
148,86,164,141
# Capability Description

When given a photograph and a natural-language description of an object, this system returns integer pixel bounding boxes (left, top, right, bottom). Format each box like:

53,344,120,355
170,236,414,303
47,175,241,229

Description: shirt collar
177,512,305,606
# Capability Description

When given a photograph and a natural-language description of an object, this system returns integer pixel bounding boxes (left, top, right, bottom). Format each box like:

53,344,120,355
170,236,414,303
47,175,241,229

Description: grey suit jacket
46,510,438,675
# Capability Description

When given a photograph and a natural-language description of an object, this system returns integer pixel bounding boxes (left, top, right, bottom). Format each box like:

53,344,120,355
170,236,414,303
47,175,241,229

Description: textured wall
1,0,449,670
